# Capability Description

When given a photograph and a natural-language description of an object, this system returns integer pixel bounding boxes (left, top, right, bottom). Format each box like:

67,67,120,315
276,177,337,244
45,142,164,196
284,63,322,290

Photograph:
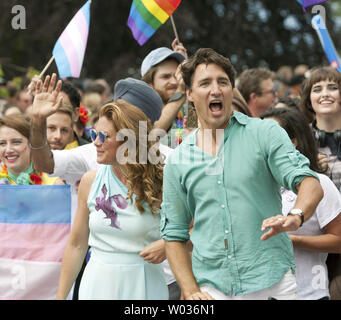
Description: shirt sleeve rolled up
260,120,319,193
161,162,192,242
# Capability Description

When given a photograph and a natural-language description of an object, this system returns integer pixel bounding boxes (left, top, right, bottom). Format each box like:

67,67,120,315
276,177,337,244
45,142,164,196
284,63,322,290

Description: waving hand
32,73,63,119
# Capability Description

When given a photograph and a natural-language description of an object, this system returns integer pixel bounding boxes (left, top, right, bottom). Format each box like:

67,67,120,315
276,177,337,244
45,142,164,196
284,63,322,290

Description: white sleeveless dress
78,165,168,300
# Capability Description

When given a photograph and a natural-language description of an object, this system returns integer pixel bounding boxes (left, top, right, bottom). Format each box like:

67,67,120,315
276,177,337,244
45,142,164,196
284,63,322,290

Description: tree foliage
0,0,339,86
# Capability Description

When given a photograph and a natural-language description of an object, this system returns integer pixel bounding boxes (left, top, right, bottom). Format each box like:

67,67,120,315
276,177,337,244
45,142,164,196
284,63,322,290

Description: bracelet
29,140,49,150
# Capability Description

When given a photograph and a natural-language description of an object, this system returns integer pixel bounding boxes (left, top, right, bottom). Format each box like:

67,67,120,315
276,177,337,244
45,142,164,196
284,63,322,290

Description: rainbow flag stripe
296,0,329,12
127,0,181,46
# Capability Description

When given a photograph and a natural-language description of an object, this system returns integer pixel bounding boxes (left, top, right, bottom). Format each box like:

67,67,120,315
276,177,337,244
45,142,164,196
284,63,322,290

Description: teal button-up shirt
161,111,319,296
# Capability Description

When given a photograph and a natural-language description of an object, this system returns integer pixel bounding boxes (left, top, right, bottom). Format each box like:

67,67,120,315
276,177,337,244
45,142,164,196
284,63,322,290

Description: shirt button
221,204,225,209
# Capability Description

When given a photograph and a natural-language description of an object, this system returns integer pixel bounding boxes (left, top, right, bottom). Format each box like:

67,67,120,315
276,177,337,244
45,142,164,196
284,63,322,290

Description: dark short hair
181,48,236,90
300,66,341,123
62,81,81,110
277,96,300,110
237,68,275,103
260,107,324,173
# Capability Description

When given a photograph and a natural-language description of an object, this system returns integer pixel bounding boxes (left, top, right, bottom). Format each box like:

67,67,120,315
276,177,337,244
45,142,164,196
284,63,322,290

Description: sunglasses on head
90,129,111,144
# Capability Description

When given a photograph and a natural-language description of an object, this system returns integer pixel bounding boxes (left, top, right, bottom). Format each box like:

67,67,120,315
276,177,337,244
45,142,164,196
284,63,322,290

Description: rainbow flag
52,0,91,78
312,14,341,72
0,185,71,300
127,0,182,46
296,0,329,12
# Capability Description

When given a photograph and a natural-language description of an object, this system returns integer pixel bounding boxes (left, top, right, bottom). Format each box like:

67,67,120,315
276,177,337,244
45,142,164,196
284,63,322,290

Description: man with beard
141,39,188,147
46,103,88,151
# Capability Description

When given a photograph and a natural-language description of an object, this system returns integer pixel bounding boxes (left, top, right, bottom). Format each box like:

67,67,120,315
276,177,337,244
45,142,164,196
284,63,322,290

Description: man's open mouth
209,101,223,112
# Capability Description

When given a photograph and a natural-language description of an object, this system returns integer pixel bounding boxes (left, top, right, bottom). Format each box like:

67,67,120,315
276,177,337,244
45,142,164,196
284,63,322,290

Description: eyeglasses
90,129,111,144
260,88,277,96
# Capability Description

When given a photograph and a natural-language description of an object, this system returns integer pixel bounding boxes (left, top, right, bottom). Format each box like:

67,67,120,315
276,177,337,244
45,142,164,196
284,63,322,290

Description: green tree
0,0,339,85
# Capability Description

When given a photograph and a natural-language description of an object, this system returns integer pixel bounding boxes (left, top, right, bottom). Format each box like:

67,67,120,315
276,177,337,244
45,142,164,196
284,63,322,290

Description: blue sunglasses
90,129,111,144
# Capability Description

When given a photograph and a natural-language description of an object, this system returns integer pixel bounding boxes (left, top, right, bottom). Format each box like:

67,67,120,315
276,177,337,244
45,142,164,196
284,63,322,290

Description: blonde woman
56,100,168,300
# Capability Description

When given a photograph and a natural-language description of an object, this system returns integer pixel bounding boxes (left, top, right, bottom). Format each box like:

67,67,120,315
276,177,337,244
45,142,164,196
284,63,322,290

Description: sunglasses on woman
90,129,111,144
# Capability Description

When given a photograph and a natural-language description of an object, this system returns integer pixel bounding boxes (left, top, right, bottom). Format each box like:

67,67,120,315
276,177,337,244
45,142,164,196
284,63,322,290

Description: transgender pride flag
52,0,91,78
0,185,71,300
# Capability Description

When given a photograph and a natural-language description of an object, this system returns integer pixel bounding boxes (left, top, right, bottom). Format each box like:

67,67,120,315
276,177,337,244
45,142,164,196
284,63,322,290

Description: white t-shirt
51,143,174,183
51,142,176,285
281,173,341,299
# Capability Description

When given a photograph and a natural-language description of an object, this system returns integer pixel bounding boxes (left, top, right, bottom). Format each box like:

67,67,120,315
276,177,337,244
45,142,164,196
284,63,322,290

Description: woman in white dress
33,76,170,300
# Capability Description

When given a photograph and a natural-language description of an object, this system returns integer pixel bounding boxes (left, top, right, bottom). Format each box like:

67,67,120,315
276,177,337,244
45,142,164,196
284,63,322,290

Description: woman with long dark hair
261,107,341,300
300,66,341,191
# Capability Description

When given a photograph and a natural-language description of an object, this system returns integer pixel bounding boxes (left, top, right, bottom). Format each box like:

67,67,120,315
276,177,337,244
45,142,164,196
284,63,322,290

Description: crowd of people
0,39,341,300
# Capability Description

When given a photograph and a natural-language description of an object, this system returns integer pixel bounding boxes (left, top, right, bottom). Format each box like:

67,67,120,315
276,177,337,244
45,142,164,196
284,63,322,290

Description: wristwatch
288,208,304,227
168,91,185,103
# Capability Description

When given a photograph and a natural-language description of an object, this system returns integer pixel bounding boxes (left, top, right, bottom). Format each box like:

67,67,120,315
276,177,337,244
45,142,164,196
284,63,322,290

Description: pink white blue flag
53,0,91,78
0,185,71,300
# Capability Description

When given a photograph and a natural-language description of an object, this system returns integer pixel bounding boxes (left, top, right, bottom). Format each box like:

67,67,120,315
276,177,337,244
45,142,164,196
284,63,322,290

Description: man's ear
186,89,193,104
249,92,257,103
73,107,80,122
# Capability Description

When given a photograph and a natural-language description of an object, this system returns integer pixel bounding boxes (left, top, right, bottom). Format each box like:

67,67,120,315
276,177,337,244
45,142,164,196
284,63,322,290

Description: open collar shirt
161,111,319,296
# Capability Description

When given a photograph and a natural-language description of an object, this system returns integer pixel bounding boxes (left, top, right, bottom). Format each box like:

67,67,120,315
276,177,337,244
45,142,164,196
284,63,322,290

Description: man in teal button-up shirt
160,48,324,300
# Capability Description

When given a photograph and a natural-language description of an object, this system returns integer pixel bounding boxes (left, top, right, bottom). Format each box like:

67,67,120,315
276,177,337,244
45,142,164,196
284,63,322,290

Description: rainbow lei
0,164,43,185
175,109,184,145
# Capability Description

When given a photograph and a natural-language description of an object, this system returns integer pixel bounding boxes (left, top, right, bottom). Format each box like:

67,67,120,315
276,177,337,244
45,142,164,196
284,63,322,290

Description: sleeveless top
87,165,162,253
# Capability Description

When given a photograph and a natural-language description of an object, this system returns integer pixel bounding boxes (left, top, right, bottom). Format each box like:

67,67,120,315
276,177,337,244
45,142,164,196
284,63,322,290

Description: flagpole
170,15,180,43
39,56,55,78
27,56,55,94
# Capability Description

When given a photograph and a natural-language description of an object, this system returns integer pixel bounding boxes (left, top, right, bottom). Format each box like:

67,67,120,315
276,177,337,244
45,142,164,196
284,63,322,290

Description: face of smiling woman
310,79,341,118
0,126,31,176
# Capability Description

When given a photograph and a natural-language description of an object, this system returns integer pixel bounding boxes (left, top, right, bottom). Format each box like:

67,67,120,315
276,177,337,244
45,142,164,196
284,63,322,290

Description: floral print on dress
95,184,128,229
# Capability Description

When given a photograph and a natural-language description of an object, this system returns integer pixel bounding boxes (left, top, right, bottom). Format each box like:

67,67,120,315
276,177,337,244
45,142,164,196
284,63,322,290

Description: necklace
0,163,43,185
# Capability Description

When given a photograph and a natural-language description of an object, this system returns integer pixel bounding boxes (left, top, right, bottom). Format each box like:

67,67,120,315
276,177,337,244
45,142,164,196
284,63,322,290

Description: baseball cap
113,78,162,123
141,47,185,77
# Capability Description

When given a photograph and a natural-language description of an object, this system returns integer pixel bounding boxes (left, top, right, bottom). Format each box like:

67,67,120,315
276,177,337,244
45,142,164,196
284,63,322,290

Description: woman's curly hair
99,100,164,215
